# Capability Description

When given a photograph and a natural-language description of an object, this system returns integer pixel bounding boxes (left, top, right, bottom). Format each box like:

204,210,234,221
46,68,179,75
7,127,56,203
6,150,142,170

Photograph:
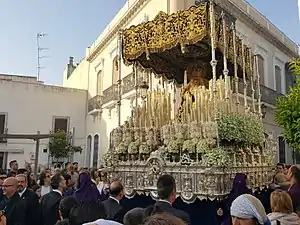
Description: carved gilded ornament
122,3,254,81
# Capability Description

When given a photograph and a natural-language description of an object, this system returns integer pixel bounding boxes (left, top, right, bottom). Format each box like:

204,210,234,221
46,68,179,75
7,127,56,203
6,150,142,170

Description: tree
275,58,300,150
49,130,83,160
289,57,300,75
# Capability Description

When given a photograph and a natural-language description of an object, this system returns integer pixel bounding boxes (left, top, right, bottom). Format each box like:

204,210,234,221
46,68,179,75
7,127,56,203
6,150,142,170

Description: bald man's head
2,177,18,198
109,180,124,200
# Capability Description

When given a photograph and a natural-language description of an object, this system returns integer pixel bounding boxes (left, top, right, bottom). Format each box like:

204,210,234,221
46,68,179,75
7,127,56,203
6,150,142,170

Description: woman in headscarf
219,173,252,225
231,194,271,225
72,172,105,224
73,172,101,202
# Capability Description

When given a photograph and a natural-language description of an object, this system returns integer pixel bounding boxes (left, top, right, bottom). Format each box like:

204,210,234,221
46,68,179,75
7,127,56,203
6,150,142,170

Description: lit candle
184,71,188,86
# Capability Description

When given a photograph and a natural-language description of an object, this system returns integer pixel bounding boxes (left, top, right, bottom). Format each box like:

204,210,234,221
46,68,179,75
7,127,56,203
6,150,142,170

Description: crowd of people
0,160,300,225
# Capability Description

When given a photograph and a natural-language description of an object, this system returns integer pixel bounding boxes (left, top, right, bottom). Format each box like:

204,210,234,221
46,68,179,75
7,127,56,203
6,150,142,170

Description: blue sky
0,0,299,85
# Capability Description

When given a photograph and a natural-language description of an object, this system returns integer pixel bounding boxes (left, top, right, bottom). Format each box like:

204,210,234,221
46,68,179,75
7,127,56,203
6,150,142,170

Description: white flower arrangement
128,141,139,154
174,124,185,140
167,139,182,153
190,121,200,139
102,150,118,167
123,128,133,145
134,128,140,141
139,142,151,154
161,125,170,140
217,114,265,147
196,139,210,153
203,122,218,140
201,147,232,167
112,127,123,147
182,139,196,153
116,142,128,154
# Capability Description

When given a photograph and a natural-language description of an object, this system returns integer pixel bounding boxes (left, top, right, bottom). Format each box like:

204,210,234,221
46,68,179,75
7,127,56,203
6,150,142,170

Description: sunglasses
46,175,51,178
0,177,7,180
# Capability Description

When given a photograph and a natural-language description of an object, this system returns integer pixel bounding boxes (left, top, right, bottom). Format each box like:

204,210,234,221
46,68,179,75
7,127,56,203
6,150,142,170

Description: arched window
275,66,282,93
97,70,102,95
285,63,296,92
112,56,119,85
257,54,265,85
86,135,92,167
93,134,99,167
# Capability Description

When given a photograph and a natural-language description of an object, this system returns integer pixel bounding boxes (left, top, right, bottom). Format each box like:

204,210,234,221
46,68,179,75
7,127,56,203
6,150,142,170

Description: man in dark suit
154,174,190,225
16,174,40,225
103,180,125,223
0,177,26,225
40,173,66,225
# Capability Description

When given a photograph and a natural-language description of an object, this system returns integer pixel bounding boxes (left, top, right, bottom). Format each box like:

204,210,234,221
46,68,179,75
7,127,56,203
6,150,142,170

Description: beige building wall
0,77,87,169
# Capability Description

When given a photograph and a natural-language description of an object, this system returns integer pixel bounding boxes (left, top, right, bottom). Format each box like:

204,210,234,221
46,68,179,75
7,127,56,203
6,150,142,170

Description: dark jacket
103,197,125,223
0,192,26,225
21,188,40,225
40,191,62,225
68,200,107,225
154,201,191,225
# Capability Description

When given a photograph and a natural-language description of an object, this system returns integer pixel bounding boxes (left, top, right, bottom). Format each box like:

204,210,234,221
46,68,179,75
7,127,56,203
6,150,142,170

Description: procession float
102,0,276,203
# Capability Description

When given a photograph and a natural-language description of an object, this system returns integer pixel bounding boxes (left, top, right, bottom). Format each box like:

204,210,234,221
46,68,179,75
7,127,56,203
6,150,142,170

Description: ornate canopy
122,2,253,83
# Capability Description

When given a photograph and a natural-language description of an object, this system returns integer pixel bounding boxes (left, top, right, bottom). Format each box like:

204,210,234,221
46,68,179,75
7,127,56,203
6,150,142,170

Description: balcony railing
88,95,103,113
235,80,283,105
122,73,135,95
102,84,118,105
260,85,283,105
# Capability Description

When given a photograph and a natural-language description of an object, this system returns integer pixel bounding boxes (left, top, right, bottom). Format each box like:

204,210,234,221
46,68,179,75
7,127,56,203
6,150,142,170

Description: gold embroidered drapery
122,2,253,83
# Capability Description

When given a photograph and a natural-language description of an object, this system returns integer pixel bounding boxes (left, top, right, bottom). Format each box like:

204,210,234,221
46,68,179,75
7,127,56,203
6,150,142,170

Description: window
275,66,282,93
257,54,265,85
0,114,6,143
285,63,296,92
86,135,92,167
93,134,99,167
278,136,286,164
97,70,102,95
54,118,68,133
112,56,119,85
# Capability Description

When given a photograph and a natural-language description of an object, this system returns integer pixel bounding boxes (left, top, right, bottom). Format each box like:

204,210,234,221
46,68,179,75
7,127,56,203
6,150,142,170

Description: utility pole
37,33,49,81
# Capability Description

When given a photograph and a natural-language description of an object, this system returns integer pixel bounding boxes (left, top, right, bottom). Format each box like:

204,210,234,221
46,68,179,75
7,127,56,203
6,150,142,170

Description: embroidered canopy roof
122,2,254,84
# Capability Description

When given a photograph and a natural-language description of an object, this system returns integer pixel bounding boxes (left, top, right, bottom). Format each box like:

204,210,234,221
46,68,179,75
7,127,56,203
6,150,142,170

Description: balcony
88,95,103,115
102,84,118,105
260,85,283,105
122,73,135,95
235,80,283,105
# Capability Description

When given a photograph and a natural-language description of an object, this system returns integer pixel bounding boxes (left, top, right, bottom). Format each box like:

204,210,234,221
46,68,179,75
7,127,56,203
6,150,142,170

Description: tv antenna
37,33,49,81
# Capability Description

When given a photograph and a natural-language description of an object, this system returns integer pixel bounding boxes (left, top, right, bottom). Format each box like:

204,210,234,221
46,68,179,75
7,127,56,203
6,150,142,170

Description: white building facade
0,74,87,169
63,0,299,166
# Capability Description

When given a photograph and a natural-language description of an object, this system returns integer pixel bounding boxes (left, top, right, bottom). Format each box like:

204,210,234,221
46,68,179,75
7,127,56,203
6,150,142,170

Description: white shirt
83,219,122,225
109,196,120,204
52,189,62,196
97,182,109,195
19,187,27,197
158,199,172,205
41,185,51,197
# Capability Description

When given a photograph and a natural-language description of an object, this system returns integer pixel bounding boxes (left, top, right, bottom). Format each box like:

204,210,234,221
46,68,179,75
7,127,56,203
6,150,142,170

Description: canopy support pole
117,30,123,127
